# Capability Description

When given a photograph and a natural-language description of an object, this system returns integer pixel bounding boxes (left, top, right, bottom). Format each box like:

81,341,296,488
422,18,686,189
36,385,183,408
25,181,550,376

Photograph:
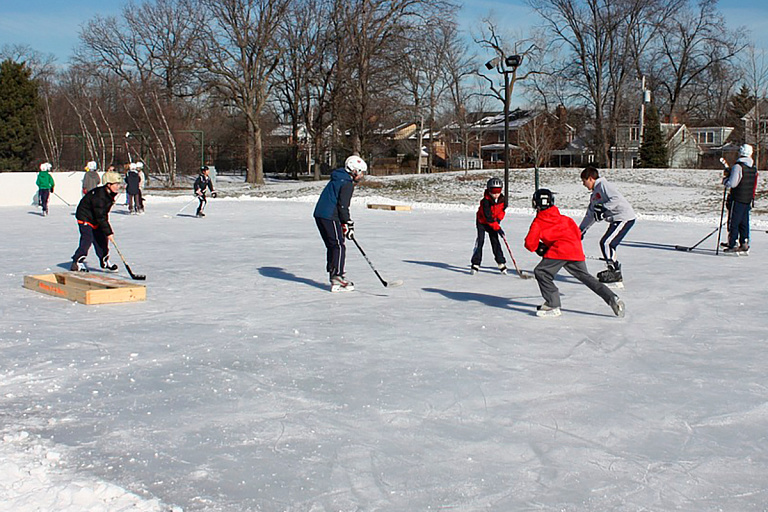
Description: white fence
0,171,94,207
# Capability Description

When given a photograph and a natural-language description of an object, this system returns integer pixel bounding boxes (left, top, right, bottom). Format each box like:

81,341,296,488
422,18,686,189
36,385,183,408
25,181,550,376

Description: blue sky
1,0,766,64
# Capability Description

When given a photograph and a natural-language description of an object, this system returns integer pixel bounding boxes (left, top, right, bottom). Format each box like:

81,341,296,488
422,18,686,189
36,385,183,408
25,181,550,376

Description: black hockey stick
500,233,532,279
350,235,403,288
674,227,719,252
111,239,146,280
715,186,728,256
675,187,728,253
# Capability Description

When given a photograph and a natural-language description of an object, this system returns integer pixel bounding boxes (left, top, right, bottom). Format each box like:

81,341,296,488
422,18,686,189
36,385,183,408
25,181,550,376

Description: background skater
525,188,625,318
35,162,55,216
194,166,217,217
313,155,367,292
722,144,757,254
470,177,507,275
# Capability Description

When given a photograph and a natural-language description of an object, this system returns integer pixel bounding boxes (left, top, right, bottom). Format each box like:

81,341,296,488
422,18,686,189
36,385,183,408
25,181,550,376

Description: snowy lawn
2,173,768,511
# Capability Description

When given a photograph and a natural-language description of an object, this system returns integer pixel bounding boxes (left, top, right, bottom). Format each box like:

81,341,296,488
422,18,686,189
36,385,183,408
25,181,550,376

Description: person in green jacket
36,162,55,216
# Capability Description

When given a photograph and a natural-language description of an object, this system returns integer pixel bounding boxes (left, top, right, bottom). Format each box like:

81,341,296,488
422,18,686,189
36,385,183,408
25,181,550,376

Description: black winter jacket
76,185,117,235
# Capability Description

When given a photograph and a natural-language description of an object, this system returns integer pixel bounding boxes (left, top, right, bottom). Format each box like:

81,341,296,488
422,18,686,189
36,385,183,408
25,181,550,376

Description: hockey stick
52,191,72,207
674,227,718,252
715,186,728,256
177,196,198,215
500,233,532,279
111,239,146,280
350,235,403,288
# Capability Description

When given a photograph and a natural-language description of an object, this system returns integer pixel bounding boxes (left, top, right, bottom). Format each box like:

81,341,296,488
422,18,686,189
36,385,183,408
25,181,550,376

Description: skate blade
331,285,355,293
604,282,624,289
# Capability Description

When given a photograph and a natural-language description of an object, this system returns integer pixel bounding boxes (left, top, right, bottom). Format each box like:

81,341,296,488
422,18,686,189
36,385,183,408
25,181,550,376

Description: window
696,131,714,144
629,127,640,142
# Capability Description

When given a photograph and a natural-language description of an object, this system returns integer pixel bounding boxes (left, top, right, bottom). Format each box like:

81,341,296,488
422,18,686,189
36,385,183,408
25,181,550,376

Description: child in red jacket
471,177,508,274
524,189,624,318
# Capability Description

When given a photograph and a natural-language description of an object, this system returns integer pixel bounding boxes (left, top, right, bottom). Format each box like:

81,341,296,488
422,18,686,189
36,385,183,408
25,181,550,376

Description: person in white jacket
579,166,636,285
722,144,757,253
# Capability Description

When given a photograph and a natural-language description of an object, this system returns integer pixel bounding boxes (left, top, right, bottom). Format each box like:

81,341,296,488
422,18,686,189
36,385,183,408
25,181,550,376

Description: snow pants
533,258,616,309
72,222,109,265
727,200,750,248
315,217,346,278
471,222,506,266
196,194,207,215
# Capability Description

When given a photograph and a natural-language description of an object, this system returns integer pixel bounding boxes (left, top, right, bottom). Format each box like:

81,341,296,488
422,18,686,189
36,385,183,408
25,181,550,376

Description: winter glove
536,242,548,257
593,203,606,221
497,227,505,237
343,221,355,240
211,191,217,198
50,187,54,194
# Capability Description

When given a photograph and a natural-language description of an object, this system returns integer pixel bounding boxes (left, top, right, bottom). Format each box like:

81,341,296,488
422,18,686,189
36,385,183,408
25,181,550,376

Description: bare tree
442,30,478,173
648,0,745,120
741,44,768,168
528,0,680,166
199,0,290,185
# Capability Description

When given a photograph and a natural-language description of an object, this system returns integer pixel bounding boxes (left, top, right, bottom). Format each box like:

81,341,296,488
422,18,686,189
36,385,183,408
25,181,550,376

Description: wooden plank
367,203,411,211
23,273,146,305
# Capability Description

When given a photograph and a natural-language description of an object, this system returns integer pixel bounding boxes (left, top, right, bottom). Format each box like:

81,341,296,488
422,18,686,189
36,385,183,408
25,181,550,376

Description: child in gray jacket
579,166,636,285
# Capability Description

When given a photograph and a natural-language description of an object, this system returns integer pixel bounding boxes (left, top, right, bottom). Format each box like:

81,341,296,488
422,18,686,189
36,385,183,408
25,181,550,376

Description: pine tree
726,85,754,143
0,59,39,171
639,104,668,168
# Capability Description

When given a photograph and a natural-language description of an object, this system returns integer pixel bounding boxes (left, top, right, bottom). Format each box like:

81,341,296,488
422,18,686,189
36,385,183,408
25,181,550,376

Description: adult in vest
723,144,758,253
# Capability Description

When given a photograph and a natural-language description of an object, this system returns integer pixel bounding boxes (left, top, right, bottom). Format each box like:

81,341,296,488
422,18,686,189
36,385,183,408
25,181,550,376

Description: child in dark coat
524,188,624,318
471,177,508,274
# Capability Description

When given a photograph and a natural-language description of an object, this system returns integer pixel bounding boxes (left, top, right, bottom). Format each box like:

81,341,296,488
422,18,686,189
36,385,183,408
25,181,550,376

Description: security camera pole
485,54,522,208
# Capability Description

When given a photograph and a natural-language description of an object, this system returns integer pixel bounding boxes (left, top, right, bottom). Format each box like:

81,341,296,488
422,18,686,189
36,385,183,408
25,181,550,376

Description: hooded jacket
75,185,117,236
525,205,585,261
36,170,55,190
476,190,506,230
313,168,355,223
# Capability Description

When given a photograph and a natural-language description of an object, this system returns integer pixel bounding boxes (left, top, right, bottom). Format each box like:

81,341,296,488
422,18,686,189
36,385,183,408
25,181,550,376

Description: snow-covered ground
2,168,767,511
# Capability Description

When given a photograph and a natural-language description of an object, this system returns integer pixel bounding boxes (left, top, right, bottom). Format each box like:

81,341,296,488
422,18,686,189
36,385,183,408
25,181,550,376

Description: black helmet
200,165,209,172
487,177,503,191
532,188,555,210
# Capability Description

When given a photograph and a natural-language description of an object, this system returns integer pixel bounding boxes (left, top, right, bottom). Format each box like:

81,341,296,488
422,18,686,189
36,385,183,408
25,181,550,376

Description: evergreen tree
0,59,39,170
639,104,668,168
725,84,754,143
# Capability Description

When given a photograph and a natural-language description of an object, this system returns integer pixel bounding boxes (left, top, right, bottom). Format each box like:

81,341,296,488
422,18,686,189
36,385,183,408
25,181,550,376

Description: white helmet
739,144,753,158
129,162,138,171
39,162,52,172
135,162,144,169
87,161,98,171
345,155,367,176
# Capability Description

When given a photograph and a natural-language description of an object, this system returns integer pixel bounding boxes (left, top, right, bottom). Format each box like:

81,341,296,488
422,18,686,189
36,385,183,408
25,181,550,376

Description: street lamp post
486,54,522,207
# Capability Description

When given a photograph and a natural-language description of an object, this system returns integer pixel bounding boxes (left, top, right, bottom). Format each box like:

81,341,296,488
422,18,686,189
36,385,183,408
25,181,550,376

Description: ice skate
536,304,562,318
70,257,88,272
330,274,354,293
470,264,479,275
610,297,625,318
497,262,508,275
598,267,623,288
100,256,118,272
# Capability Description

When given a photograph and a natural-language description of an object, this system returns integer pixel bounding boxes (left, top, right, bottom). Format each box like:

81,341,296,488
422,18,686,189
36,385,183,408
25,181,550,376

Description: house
612,123,700,168
689,125,735,168
444,108,573,169
742,99,768,168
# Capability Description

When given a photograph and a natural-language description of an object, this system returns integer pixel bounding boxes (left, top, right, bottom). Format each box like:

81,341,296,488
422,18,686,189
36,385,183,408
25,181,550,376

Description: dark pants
72,223,109,264
471,222,506,266
534,258,616,309
39,189,50,212
196,194,207,215
727,200,750,247
599,219,635,269
315,217,346,277
128,191,143,212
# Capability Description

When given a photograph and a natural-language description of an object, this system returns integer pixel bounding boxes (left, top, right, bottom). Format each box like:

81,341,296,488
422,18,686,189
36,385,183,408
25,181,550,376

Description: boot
100,256,118,272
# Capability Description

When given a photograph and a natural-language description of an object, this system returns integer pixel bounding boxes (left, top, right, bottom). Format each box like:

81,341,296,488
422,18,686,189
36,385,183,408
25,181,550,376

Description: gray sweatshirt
579,177,636,232
723,156,755,189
